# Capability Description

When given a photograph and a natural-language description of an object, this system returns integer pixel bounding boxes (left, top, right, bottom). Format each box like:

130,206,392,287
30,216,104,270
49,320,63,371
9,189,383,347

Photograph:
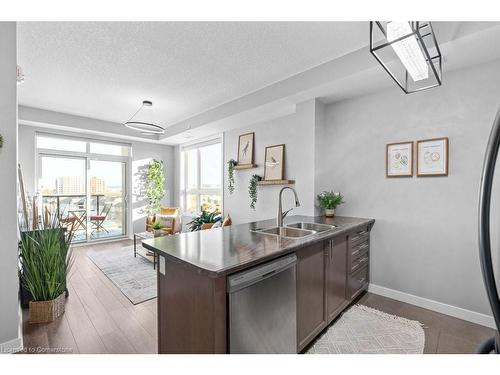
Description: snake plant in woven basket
19,213,74,303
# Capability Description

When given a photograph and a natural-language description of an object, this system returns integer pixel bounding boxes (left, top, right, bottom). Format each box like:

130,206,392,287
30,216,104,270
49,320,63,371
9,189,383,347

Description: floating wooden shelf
256,179,295,186
233,163,258,170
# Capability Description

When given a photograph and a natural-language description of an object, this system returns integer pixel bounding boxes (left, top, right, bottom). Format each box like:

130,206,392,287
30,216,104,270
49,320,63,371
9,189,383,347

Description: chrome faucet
277,186,301,227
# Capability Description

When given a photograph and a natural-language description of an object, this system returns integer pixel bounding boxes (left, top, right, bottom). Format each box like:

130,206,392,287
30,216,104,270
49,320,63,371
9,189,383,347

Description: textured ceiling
17,21,368,127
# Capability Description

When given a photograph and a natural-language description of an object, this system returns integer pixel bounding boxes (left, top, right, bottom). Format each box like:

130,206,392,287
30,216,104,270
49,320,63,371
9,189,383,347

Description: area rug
87,247,157,305
307,304,425,354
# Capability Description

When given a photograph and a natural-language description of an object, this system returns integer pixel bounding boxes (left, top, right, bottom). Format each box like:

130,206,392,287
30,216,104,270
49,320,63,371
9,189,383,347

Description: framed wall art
417,137,449,176
237,132,254,166
386,141,413,177
264,144,285,181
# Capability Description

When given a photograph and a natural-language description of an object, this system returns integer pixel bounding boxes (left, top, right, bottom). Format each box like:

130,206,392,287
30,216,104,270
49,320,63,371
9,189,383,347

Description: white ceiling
17,22,500,144
17,22,368,127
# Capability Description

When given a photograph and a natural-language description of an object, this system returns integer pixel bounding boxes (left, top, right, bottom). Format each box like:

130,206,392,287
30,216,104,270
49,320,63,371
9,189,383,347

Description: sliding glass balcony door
39,154,89,242
88,159,126,240
36,133,129,243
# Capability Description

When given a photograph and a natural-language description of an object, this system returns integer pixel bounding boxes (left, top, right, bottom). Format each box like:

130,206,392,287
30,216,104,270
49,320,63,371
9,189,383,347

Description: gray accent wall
0,22,21,351
223,99,319,224
316,59,500,316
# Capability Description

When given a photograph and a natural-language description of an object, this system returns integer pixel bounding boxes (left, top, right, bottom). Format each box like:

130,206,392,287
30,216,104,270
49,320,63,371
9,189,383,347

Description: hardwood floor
357,293,496,354
22,239,496,354
22,239,157,354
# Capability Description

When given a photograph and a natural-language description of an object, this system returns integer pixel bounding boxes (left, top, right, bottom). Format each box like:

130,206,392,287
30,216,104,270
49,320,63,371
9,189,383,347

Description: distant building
56,176,85,195
90,177,106,194
53,176,107,195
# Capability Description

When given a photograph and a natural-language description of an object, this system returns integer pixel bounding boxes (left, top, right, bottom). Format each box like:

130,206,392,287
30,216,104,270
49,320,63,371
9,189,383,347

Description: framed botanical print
386,141,413,177
417,137,449,176
264,144,285,180
237,132,254,165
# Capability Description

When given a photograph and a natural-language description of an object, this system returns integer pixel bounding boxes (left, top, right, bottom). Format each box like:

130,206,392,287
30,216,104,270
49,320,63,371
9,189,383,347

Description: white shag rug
307,304,425,354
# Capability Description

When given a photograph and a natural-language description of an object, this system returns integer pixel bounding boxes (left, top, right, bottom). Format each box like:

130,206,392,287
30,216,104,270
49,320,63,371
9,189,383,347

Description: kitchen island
142,215,375,353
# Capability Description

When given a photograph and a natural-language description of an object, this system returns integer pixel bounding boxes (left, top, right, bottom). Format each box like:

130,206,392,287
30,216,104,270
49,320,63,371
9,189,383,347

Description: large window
180,138,222,215
36,133,129,243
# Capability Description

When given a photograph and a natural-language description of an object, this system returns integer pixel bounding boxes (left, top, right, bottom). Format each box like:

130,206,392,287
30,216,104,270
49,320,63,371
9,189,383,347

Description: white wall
18,123,175,237
131,140,174,234
316,59,500,320
0,22,21,352
223,99,320,224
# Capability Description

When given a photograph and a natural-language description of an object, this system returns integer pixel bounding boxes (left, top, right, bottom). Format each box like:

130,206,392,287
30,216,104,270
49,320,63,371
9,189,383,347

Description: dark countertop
142,215,375,277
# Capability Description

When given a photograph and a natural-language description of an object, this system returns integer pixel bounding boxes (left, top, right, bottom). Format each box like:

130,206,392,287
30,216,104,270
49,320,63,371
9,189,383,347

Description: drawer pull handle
358,277,366,284
351,257,369,271
352,243,369,256
351,232,367,242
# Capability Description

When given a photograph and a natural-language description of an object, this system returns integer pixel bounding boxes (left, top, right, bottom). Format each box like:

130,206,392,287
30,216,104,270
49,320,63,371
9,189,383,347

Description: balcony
42,194,125,242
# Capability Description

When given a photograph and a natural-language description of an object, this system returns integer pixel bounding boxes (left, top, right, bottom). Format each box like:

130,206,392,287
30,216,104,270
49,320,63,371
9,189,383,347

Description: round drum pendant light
124,100,165,134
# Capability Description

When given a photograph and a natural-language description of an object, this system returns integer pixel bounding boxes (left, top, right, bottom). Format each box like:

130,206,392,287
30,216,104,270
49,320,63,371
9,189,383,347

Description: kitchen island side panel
157,256,227,354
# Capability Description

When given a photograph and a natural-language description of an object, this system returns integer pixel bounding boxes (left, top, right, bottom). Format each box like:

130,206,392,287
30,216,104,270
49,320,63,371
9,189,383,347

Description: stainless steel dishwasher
228,254,297,354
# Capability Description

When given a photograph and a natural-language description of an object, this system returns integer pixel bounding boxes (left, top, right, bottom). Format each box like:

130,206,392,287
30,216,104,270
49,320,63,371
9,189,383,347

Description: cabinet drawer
350,239,369,261
350,252,369,274
348,265,369,300
349,227,370,246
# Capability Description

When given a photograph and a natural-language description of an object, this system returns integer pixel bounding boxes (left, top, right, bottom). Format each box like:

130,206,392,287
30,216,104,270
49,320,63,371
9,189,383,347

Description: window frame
180,136,223,216
34,131,131,243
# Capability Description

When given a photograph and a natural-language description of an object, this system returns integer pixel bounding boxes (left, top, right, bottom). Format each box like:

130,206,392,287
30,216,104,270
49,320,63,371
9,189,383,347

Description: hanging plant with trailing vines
145,159,166,216
227,159,236,194
249,174,261,210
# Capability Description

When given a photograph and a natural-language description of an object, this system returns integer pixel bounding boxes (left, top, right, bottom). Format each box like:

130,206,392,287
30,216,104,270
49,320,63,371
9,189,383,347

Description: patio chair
90,203,112,234
45,205,77,230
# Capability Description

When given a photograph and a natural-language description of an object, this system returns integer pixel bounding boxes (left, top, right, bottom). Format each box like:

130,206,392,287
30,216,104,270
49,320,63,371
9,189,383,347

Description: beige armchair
146,207,182,235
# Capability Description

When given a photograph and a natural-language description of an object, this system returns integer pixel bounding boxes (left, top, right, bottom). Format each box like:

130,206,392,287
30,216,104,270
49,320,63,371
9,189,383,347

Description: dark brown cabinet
296,241,327,352
296,226,371,352
325,235,348,323
347,225,370,301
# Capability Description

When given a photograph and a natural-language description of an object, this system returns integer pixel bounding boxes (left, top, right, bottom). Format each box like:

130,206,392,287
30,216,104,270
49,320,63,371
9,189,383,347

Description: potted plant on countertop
187,210,222,231
317,190,345,218
19,211,74,324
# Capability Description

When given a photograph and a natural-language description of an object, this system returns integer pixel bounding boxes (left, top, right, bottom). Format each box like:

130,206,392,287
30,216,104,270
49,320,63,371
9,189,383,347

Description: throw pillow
155,214,174,228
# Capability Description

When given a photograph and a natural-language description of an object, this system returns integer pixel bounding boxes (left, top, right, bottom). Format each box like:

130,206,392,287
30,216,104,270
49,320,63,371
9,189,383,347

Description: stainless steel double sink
252,222,336,239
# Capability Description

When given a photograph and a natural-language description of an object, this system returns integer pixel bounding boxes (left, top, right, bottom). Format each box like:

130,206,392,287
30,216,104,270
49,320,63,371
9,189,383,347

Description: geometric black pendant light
370,21,442,94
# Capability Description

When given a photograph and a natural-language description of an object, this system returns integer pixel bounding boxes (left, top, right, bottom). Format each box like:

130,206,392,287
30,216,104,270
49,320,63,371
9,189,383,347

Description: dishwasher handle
227,254,297,293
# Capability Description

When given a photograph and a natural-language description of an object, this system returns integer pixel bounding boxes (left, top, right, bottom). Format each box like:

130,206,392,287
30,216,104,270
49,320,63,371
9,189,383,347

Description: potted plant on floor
144,159,166,220
19,212,74,324
317,190,345,218
187,210,222,231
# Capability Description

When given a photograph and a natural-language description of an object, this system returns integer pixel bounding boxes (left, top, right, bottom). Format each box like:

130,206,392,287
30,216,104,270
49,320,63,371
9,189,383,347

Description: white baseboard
0,336,22,354
368,283,496,329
